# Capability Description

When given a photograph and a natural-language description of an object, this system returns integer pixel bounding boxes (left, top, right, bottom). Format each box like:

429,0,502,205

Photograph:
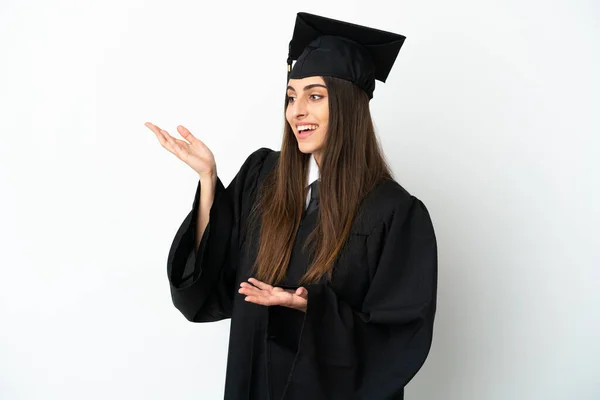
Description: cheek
319,109,329,131
319,104,329,124
285,108,294,127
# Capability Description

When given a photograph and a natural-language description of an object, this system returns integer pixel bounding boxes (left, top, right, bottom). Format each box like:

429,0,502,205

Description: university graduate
146,11,437,400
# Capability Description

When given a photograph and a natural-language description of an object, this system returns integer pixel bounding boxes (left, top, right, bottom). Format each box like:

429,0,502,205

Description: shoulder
242,147,278,167
236,147,279,178
353,178,430,234
233,148,280,194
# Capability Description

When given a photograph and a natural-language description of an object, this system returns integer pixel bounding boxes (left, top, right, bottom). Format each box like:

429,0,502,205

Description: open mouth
297,125,318,136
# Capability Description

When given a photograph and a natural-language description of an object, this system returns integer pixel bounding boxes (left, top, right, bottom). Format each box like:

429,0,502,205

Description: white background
1,0,598,399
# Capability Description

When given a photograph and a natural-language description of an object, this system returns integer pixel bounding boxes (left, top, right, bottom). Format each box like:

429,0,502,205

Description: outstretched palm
145,122,216,178
239,278,308,312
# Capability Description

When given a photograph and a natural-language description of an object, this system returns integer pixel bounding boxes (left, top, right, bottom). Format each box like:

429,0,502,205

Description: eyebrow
286,84,327,92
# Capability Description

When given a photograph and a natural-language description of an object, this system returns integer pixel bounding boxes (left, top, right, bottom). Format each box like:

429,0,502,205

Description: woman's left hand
239,278,308,312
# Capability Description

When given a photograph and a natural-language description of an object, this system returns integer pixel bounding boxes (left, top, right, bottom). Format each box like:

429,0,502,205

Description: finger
146,123,178,155
144,122,164,141
295,287,308,299
159,128,177,147
289,294,308,310
248,278,273,291
160,129,188,159
238,286,262,297
245,295,285,307
152,128,169,148
177,125,213,159
176,125,201,146
244,296,266,305
244,295,268,305
240,282,265,292
145,122,167,139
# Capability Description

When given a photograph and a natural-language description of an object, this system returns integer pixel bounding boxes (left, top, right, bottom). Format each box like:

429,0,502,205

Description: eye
310,94,323,101
287,95,296,103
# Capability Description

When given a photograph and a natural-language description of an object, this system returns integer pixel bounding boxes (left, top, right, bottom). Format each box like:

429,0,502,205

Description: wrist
199,171,216,185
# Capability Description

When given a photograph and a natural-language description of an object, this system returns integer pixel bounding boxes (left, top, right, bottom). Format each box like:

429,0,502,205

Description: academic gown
167,147,438,400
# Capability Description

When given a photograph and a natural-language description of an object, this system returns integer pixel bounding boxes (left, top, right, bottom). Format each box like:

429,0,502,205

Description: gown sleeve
284,195,438,400
166,147,273,323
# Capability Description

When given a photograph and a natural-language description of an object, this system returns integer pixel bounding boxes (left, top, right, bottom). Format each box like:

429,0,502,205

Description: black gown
167,147,438,400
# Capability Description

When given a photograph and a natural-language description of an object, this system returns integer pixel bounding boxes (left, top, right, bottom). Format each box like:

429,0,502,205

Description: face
286,76,329,165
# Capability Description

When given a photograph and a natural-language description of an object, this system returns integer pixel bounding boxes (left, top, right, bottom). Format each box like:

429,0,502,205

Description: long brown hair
248,76,394,285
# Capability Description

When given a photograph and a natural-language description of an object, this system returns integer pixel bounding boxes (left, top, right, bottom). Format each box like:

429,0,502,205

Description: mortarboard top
287,12,406,99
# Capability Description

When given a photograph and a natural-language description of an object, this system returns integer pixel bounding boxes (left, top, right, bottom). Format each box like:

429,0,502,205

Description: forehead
287,76,327,90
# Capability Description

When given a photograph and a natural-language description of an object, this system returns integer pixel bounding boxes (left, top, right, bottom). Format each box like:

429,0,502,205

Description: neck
312,152,321,168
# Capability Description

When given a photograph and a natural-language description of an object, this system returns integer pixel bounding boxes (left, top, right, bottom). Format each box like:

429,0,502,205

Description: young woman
146,12,437,400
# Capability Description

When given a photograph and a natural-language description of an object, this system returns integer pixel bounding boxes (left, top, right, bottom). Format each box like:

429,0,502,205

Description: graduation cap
287,12,406,99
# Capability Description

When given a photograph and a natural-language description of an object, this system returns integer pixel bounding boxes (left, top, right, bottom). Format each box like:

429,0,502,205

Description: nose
291,99,308,119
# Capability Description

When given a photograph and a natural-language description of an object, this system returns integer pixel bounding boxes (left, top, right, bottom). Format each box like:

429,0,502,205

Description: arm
194,173,217,251
166,148,273,322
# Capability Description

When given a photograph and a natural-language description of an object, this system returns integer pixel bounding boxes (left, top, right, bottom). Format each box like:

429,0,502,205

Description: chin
297,142,320,154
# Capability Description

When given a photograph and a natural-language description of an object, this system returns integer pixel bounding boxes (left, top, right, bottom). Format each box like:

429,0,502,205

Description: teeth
298,125,317,131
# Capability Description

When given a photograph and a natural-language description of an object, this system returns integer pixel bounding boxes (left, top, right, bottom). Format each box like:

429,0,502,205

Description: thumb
295,287,308,299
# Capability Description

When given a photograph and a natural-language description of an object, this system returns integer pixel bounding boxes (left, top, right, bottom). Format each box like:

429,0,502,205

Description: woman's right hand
145,122,216,180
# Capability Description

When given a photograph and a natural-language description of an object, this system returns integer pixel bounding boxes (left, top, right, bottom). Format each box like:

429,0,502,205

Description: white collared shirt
306,154,320,209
